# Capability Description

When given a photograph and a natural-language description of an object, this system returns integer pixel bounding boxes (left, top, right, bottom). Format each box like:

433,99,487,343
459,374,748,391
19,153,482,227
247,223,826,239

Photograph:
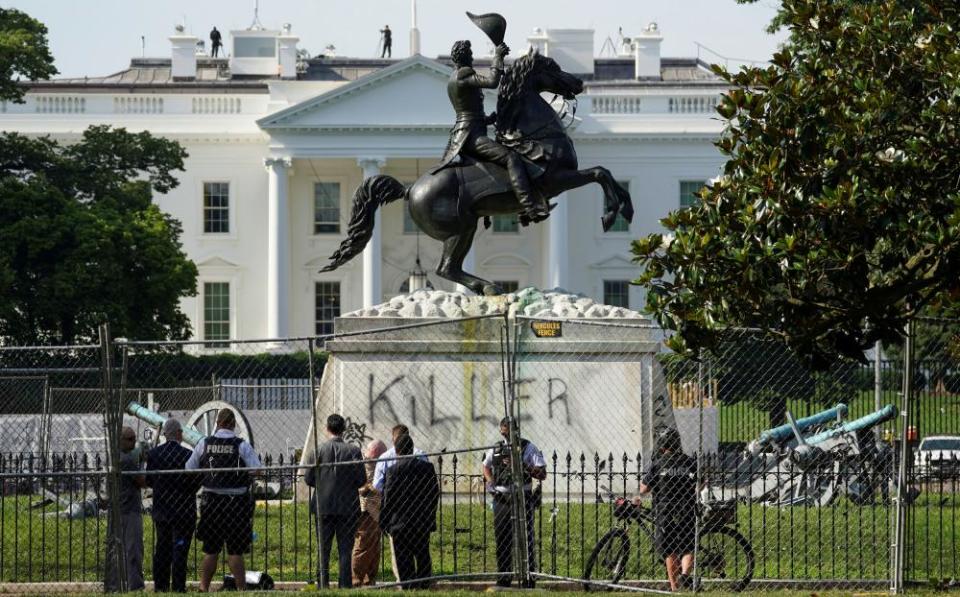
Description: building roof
25,55,723,92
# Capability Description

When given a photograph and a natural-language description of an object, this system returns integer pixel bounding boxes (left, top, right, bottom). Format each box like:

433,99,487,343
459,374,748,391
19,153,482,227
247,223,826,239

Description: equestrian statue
322,11,634,296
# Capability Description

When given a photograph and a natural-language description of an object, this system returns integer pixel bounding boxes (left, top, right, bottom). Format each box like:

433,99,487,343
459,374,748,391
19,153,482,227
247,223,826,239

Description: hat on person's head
162,419,182,438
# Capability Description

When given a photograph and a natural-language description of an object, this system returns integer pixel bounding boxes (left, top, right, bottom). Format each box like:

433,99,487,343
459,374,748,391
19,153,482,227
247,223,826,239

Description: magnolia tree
633,0,960,368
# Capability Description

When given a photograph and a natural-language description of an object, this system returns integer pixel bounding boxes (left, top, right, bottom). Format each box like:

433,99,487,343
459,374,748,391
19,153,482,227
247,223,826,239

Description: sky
9,0,787,79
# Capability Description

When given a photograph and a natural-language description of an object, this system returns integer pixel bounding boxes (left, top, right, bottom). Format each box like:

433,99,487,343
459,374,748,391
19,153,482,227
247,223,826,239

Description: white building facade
3,23,728,342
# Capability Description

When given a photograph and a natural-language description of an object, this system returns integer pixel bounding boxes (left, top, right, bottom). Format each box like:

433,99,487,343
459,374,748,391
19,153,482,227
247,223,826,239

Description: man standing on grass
187,408,260,592
483,417,546,589
105,426,147,592
305,414,367,588
146,419,201,593
380,433,440,589
352,439,388,586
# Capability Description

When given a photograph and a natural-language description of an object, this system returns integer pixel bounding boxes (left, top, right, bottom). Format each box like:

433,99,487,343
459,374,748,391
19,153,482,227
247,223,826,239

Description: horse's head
496,49,584,140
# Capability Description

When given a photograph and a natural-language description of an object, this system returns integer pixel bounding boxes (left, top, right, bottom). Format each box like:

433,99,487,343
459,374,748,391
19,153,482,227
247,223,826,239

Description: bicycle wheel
696,527,754,592
582,528,630,591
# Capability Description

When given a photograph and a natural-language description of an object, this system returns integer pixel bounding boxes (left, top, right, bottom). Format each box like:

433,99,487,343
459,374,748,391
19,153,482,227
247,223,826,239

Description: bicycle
582,487,754,592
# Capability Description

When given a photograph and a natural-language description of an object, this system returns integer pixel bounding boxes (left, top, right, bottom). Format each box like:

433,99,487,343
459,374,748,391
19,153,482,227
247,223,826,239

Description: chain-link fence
1,315,958,592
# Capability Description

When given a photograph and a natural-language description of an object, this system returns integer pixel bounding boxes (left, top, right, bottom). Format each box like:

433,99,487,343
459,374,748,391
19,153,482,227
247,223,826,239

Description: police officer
379,25,392,58
186,408,261,592
482,417,546,588
210,27,223,58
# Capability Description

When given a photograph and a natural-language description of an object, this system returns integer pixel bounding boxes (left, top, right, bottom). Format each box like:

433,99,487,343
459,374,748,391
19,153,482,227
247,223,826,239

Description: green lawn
30,589,957,596
3,494,958,587
713,390,960,444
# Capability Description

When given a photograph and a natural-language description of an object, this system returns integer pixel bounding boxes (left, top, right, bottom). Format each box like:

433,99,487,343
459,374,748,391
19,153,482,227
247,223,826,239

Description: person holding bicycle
634,426,697,592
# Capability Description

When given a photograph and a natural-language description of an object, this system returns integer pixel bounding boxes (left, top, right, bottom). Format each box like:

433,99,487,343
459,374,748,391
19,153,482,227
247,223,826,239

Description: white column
547,194,569,291
265,157,292,339
359,157,386,307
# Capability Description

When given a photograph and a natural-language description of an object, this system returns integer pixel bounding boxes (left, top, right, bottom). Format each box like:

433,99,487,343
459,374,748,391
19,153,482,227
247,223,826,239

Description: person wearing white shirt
372,424,428,492
482,417,546,589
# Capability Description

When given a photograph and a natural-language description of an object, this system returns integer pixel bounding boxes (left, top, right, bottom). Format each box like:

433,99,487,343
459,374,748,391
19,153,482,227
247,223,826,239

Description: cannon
125,400,254,448
704,404,898,507
39,401,255,519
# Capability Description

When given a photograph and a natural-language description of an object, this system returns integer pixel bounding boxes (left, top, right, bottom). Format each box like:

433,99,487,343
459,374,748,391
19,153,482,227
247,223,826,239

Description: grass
3,493,959,587
713,390,960,444
7,589,952,596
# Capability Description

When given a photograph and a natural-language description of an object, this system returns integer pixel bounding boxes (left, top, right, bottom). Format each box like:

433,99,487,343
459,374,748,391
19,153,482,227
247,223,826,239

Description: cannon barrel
125,401,206,446
803,404,897,445
757,403,848,446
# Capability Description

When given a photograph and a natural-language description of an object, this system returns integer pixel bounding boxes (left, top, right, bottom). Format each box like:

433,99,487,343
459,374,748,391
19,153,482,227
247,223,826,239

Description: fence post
307,337,323,585
875,340,883,442
891,320,914,593
99,323,126,592
500,316,533,588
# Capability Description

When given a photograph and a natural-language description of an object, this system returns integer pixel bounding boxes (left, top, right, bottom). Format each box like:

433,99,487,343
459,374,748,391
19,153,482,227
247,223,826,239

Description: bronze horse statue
322,51,634,295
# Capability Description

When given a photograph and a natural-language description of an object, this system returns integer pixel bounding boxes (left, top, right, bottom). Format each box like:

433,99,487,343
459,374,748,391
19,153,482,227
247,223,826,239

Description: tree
633,0,960,368
0,7,58,103
662,330,861,428
883,310,960,392
0,126,196,345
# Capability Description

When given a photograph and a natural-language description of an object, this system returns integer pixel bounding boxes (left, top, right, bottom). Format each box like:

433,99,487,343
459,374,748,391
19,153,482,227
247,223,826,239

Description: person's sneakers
520,578,536,589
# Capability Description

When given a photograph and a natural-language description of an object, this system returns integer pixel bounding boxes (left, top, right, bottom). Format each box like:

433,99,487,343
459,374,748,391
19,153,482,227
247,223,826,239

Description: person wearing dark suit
380,434,440,589
146,419,201,593
304,414,367,588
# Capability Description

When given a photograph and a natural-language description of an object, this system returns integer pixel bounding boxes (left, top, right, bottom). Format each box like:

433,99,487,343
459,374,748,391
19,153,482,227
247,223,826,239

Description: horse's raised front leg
436,225,502,296
545,167,634,232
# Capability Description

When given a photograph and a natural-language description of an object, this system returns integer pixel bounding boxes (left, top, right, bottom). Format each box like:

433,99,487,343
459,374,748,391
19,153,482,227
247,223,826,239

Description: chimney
528,28,594,76
278,23,299,79
170,27,199,80
527,27,548,55
409,0,421,55
633,22,663,79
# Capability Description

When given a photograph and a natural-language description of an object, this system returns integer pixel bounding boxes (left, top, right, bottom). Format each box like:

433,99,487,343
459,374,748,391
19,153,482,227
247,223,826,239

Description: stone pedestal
300,289,716,469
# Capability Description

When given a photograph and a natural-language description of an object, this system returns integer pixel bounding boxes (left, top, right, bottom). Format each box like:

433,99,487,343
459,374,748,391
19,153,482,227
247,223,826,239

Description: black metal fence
3,316,960,591
2,447,955,586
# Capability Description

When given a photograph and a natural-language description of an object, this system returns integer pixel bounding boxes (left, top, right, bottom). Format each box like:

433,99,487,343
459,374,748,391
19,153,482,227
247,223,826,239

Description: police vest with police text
200,435,249,490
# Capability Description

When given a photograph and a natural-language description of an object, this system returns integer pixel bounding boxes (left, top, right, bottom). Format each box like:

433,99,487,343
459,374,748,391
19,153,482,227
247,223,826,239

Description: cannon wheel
186,400,255,448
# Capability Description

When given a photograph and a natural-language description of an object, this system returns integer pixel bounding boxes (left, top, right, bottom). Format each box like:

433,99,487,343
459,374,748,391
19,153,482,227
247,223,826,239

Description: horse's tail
321,175,407,272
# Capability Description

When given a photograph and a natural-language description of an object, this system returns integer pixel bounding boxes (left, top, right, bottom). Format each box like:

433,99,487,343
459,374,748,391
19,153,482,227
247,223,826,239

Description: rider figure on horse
429,39,551,224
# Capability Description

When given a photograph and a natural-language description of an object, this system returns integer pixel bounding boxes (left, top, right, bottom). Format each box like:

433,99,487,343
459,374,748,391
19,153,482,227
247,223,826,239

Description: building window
315,281,341,336
314,182,341,234
680,180,706,209
493,214,519,233
403,207,417,234
608,181,631,232
603,280,630,308
203,182,230,234
203,282,230,346
494,280,520,293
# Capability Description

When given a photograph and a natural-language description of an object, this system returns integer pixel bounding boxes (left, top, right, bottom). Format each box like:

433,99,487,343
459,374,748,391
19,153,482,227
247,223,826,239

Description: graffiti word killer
367,373,570,428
